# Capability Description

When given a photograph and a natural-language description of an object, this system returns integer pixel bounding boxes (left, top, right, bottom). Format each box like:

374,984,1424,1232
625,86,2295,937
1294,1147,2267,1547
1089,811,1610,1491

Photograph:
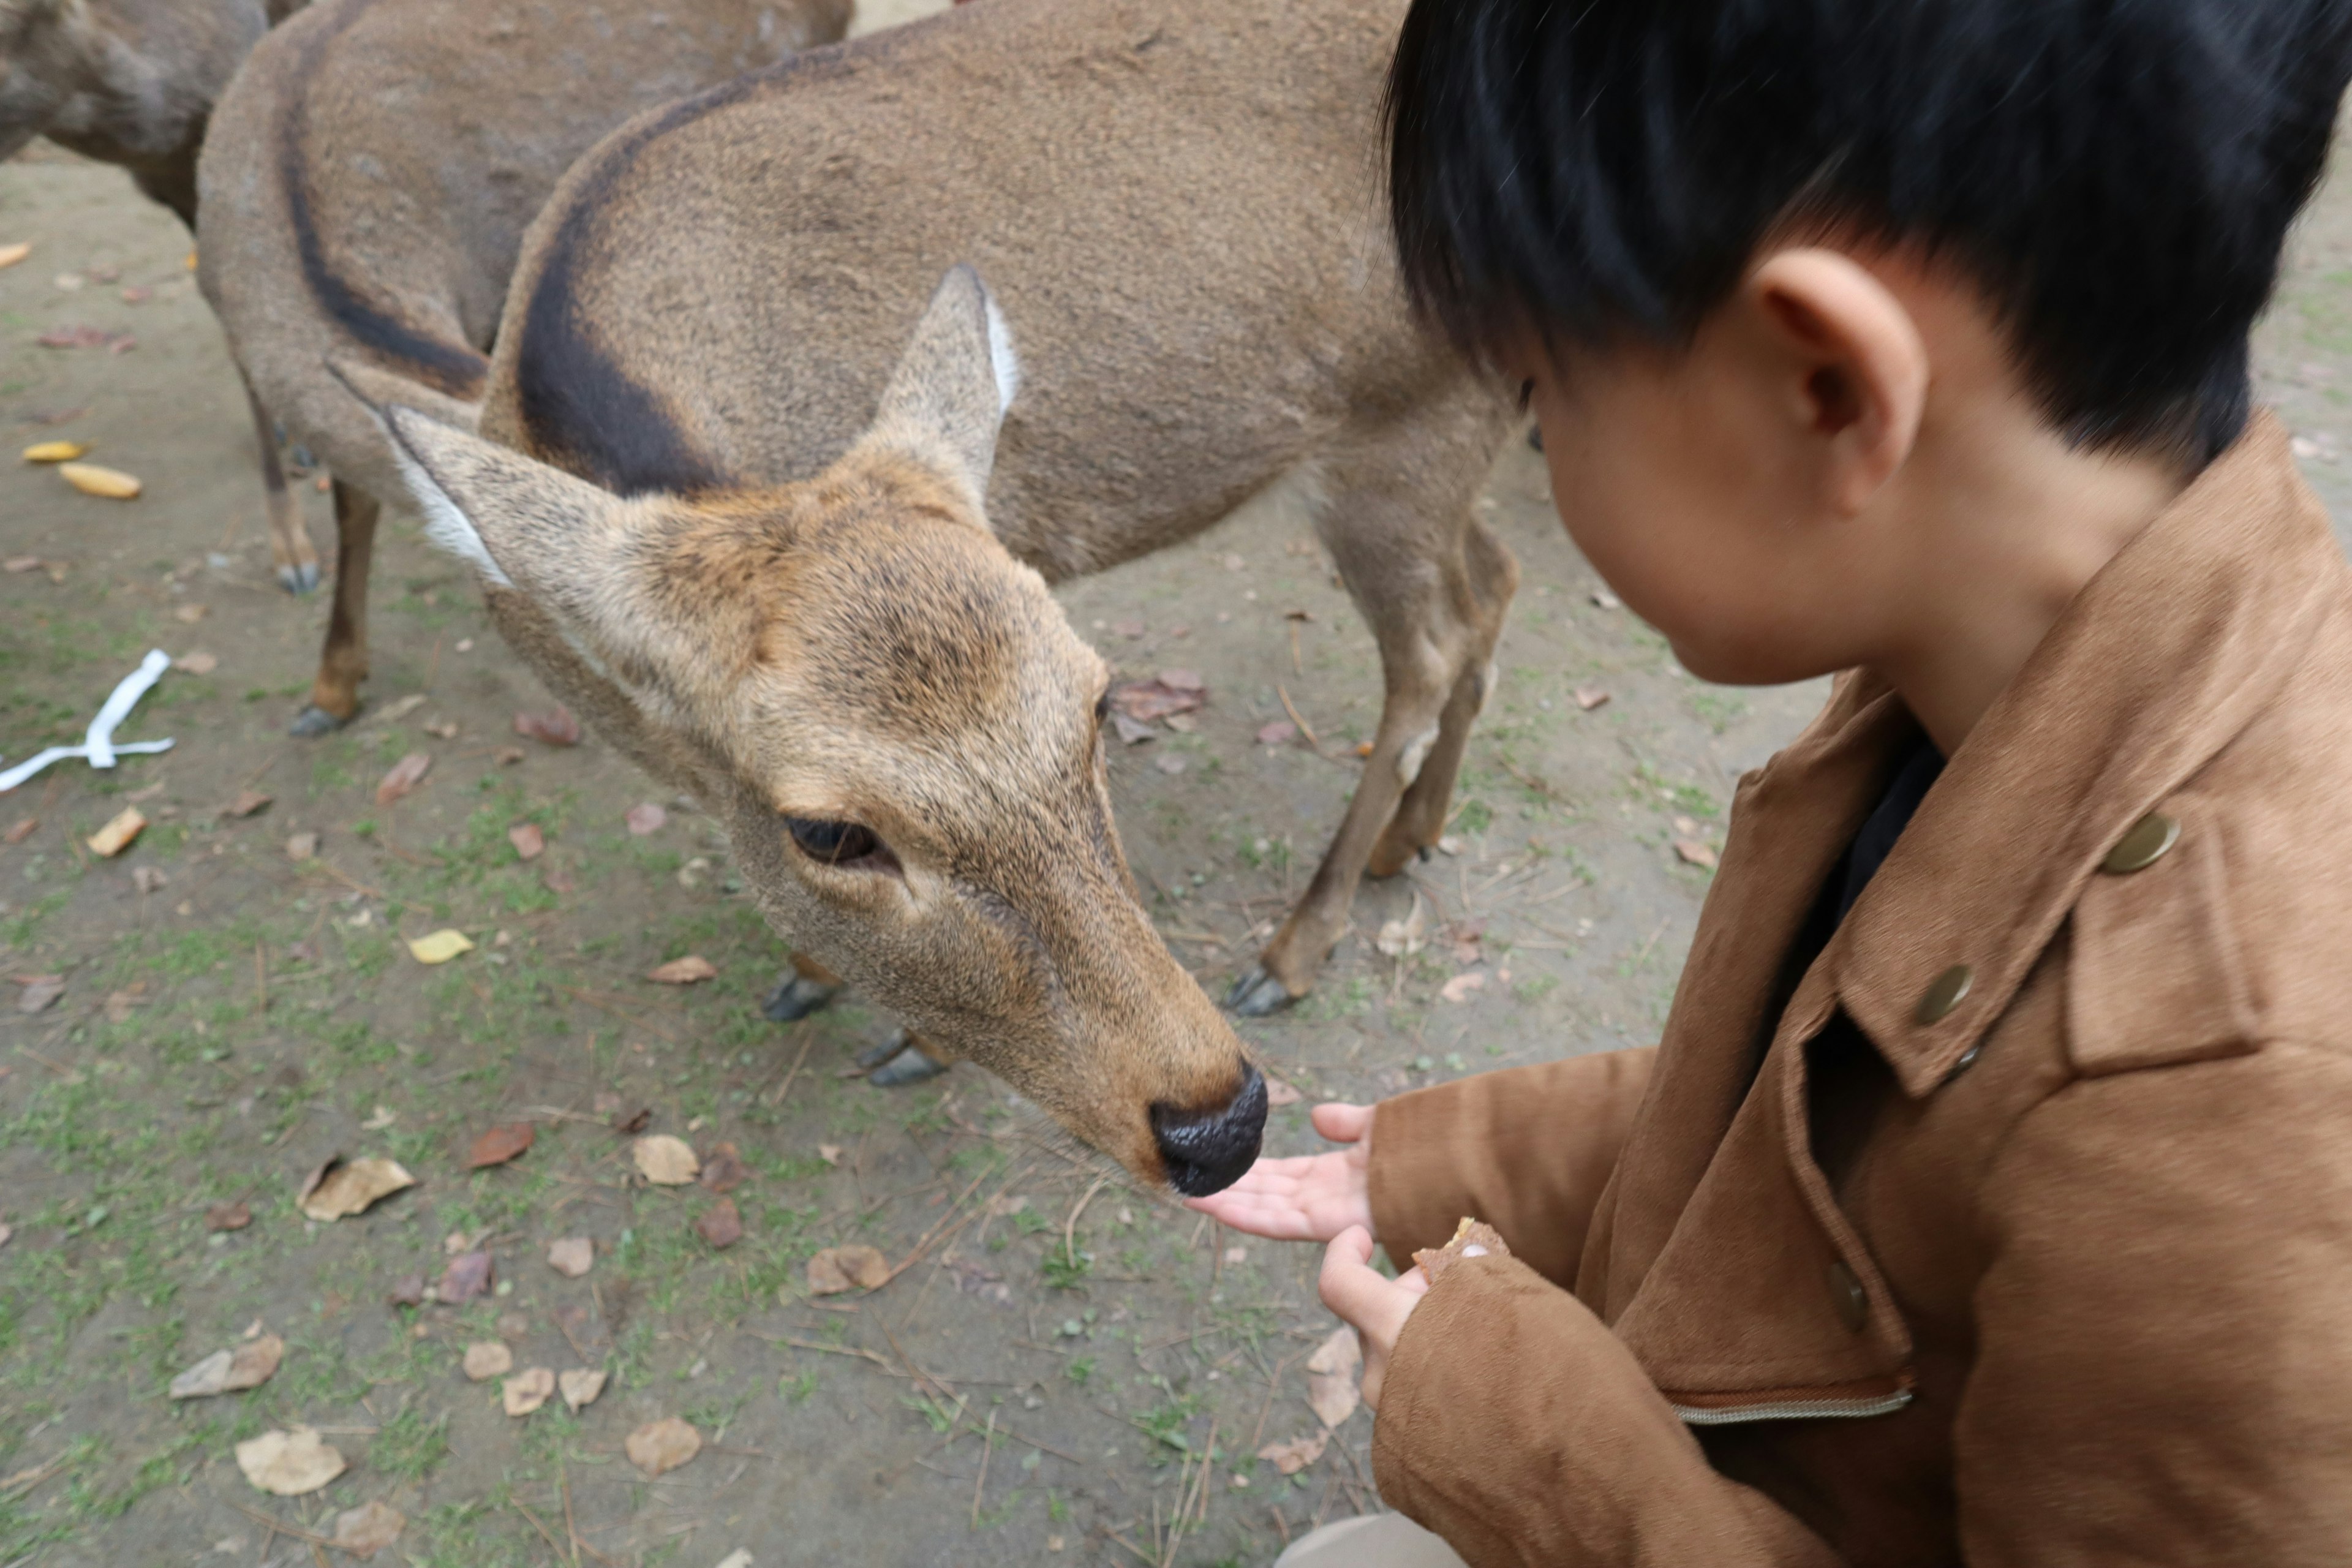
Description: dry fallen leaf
1305,1325,1362,1429
462,1341,513,1381
1672,839,1720,870
0,241,28,269
130,865,167,895
512,707,579,745
86,807,145,858
1264,1077,1303,1107
58,460,140,499
1109,677,1207,725
37,324,131,350
1256,720,1298,746
1374,892,1428,959
547,1237,593,1278
467,1123,535,1169
1573,685,1612,711
172,603,208,623
695,1198,743,1250
698,1142,748,1194
375,751,432,805
386,1273,426,1308
807,1244,891,1296
422,719,458,739
502,1366,556,1416
205,1200,250,1232
712,1553,752,1568
1439,972,1487,1005
329,1499,404,1560
22,440,86,462
816,1143,843,1167
297,1157,414,1221
284,831,318,862
633,1134,700,1185
407,929,474,965
438,1250,494,1304
3,817,35,844
234,1427,345,1496
626,1417,703,1477
609,1104,652,1134
168,1333,284,1399
559,1367,607,1413
17,976,63,1014
1257,1431,1329,1475
222,790,271,820
361,1104,395,1131
507,822,543,861
646,954,716,984
625,802,667,835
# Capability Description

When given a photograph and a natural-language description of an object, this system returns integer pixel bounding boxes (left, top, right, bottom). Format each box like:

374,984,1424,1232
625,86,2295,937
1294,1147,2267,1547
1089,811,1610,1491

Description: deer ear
861,264,1019,507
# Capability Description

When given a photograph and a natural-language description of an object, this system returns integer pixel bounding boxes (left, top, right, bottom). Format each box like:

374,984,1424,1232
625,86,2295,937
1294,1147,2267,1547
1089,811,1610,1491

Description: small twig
556,985,679,1044
1275,684,1324,754
762,1027,818,1108
216,1496,335,1548
562,1462,582,1568
510,1497,568,1562
253,940,268,1015
1064,1174,1110,1276
970,1409,997,1529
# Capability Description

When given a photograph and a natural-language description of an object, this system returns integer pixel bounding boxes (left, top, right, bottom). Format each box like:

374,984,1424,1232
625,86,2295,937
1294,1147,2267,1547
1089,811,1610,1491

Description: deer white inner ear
391,441,514,590
986,296,1020,421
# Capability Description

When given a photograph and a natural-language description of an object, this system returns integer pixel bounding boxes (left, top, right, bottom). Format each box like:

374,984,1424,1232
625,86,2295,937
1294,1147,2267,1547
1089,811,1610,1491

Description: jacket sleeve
1954,1043,2352,1565
1368,1047,1654,1286
1371,1255,1844,1568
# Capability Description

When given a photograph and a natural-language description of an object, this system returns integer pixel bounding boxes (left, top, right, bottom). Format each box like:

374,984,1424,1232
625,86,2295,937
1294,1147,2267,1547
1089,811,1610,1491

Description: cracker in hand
1411,1216,1510,1281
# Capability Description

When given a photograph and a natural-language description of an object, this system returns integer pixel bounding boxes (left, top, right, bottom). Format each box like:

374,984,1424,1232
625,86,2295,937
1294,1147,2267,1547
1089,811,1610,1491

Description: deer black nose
1151,1063,1268,1196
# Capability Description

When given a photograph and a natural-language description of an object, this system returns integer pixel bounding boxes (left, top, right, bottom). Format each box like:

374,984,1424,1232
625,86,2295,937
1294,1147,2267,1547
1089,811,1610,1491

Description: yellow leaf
22,440,86,463
86,807,146,857
0,242,28,270
407,929,474,964
58,461,141,499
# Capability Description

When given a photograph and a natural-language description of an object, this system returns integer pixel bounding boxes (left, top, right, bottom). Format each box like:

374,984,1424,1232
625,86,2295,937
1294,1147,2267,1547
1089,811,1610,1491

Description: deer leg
1227,410,1512,1016
290,480,379,736
764,949,844,1022
244,375,317,594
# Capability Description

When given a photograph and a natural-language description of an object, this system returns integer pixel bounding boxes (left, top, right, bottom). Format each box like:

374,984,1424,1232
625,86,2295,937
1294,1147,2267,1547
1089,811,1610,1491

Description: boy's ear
1744,248,1928,516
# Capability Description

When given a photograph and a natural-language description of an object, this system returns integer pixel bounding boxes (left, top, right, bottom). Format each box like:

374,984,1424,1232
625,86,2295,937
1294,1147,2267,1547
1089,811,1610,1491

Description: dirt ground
7,24,2352,1566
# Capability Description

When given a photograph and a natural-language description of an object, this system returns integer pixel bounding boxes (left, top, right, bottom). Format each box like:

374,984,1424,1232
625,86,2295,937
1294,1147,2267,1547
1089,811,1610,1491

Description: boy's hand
1320,1225,1430,1412
1182,1102,1372,1241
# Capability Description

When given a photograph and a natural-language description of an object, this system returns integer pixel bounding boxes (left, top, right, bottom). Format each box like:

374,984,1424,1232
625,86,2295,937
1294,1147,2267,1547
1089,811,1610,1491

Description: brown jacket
1366,414,2352,1567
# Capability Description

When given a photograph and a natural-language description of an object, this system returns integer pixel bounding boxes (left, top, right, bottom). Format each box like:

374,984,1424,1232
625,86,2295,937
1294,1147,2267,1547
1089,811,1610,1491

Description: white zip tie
0,648,177,792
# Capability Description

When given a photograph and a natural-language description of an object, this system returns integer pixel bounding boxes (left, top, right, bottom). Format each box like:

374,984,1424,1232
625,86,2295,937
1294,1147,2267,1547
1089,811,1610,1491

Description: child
1194,1,2352,1563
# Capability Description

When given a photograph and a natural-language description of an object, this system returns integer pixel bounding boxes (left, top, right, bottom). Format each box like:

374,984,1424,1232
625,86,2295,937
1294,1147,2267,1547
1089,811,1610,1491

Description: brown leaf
1110,713,1156,746
329,1500,405,1560
1109,677,1207,725
423,719,458,739
807,1244,891,1295
174,650,218,675
1264,1077,1303,1108
1573,685,1612,711
1257,1431,1328,1475
16,977,62,1013
633,1134,700,1185
467,1123,535,1169
611,1105,652,1135
169,600,204,621
646,954,717,984
374,752,432,805
297,1157,415,1221
1158,668,1207,692
697,1142,748,1194
130,865,167,895
168,1333,284,1399
2,818,35,845
507,822,543,861
625,1416,702,1477
2,555,40,571
386,1273,426,1308
694,1197,743,1249
1305,1325,1362,1429
559,1368,607,1413
816,1143,843,1166
85,806,145,857
223,790,272,819
512,707,580,746
502,1366,555,1416
625,802,667,835
461,1341,513,1382
437,1250,494,1304
36,324,133,351
546,1237,593,1278
235,1428,345,1496
1255,720,1298,746
1439,972,1487,1004
497,1311,530,1341
284,831,319,862
1672,838,1719,870
494,745,527,766
206,1200,250,1232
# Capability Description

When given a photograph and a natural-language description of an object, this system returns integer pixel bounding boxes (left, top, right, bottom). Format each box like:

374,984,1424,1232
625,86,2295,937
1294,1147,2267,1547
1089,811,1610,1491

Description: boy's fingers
1317,1226,1391,1322
1310,1102,1373,1144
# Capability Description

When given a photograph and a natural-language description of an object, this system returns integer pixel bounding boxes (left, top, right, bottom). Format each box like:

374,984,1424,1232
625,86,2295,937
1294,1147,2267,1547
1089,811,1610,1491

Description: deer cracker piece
1412,1217,1510,1282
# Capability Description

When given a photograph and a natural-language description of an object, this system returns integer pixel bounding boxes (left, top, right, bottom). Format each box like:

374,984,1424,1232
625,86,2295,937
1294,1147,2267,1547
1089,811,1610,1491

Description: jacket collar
1817,413,2339,1096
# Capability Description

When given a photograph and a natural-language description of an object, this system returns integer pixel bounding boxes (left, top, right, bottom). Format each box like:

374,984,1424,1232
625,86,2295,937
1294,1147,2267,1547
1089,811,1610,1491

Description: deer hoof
868,1041,950,1087
762,973,839,1023
277,560,321,595
288,703,351,738
1224,964,1300,1017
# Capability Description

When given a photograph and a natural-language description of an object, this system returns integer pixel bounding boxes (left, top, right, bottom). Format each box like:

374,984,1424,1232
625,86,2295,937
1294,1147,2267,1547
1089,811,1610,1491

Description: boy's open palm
1182,1102,1373,1241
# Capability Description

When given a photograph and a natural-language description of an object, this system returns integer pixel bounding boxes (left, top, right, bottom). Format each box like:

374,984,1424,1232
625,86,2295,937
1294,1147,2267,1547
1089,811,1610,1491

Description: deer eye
784,816,885,867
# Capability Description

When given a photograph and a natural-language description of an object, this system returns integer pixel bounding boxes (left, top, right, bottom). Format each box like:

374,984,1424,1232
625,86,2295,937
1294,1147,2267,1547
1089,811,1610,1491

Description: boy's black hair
1385,0,2352,462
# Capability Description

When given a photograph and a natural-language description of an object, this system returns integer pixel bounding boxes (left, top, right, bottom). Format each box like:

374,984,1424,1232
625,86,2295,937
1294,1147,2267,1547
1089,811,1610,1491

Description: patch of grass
370,1404,450,1484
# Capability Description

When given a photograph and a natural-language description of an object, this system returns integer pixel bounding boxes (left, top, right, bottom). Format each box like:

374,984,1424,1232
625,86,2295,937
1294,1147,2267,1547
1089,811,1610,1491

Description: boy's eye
1517,379,1536,413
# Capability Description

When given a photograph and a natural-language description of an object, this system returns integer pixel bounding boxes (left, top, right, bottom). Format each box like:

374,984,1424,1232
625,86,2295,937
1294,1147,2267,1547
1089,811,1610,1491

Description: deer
334,0,1523,1194
0,0,325,593
194,0,853,736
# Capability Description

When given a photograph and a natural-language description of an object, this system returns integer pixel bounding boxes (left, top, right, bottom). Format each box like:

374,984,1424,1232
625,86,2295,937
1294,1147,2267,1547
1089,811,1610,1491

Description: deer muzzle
1148,1063,1268,1196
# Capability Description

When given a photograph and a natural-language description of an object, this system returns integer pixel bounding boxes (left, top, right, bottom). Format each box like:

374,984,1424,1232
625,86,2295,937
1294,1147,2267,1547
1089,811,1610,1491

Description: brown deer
338,0,1523,1189
194,0,853,735
0,0,322,593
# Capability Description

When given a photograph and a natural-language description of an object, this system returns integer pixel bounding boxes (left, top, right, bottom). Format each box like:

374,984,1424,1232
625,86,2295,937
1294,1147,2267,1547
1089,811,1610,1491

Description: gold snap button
1828,1260,1868,1333
2101,813,2180,875
1915,963,1973,1025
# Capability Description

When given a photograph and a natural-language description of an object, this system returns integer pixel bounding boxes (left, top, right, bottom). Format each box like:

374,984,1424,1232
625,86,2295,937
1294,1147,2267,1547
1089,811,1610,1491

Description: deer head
358,267,1267,1194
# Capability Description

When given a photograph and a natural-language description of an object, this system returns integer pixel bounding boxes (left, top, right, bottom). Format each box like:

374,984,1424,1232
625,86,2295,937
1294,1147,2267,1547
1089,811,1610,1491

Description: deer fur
194,0,852,733
0,0,320,592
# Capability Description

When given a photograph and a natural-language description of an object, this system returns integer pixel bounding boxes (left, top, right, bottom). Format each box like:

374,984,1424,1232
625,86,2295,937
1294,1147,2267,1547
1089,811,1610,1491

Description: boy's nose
1151,1064,1268,1196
